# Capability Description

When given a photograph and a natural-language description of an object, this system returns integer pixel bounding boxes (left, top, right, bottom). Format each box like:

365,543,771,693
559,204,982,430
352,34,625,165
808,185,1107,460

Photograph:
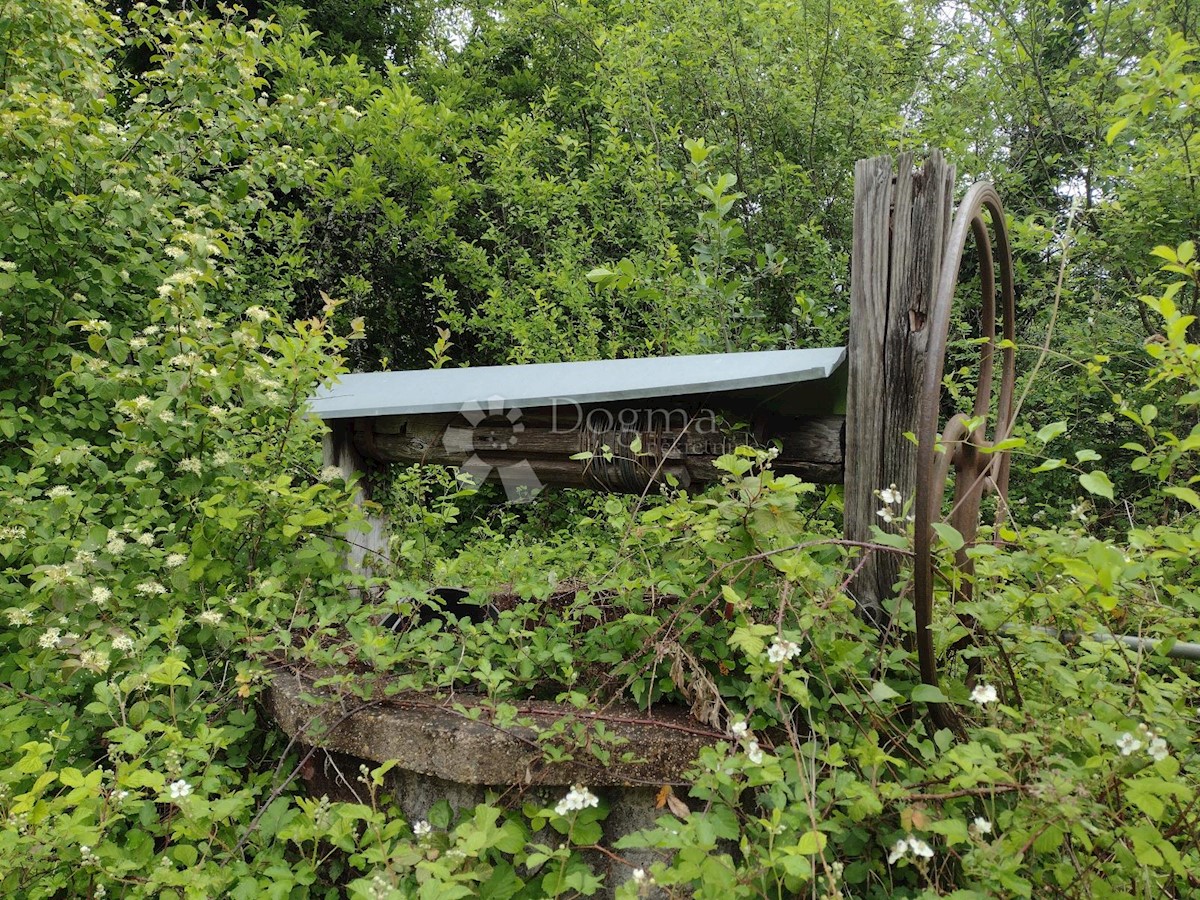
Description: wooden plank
845,156,895,624
846,152,954,625
323,419,390,577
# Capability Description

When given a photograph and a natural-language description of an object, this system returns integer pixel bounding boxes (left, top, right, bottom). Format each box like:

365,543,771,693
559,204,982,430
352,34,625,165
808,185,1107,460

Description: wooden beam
845,152,955,625
323,419,390,577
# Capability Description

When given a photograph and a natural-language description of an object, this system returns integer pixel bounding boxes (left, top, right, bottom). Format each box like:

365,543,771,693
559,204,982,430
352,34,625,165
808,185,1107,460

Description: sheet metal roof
309,346,847,420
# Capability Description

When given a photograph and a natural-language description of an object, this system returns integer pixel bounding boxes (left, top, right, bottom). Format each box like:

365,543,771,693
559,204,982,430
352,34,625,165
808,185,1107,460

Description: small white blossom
158,410,174,424
134,458,156,473
876,507,896,523
1148,736,1169,762
888,836,934,864
81,650,110,672
129,337,148,351
973,817,993,835
136,581,166,596
6,608,33,626
970,683,998,705
766,639,801,664
730,720,748,738
80,844,99,866
212,450,231,466
745,740,764,765
1116,732,1142,756
39,628,62,649
412,820,432,837
197,610,223,626
137,532,155,547
245,306,271,323
112,635,135,652
1070,501,1088,523
106,537,126,555
168,780,191,800
47,486,74,499
178,457,202,474
877,485,903,505
554,784,599,816
318,466,343,483
91,586,111,606
165,553,187,568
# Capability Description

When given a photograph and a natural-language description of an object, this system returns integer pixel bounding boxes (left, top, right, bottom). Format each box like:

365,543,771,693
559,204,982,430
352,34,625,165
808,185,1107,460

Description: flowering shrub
0,2,1198,899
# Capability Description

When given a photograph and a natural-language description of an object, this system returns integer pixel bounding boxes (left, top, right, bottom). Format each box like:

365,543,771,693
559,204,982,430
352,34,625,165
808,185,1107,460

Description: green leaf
911,684,949,703
1031,458,1066,473
795,830,827,855
932,523,965,551
1164,486,1200,509
1036,421,1067,443
869,681,901,702
1079,470,1115,500
1105,117,1130,144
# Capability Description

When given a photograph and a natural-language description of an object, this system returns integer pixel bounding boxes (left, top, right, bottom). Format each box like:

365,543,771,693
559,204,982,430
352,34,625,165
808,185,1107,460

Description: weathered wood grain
846,153,954,624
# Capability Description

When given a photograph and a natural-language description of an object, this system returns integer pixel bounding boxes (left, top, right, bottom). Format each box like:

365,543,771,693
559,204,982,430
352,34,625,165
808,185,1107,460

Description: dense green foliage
1,0,1199,897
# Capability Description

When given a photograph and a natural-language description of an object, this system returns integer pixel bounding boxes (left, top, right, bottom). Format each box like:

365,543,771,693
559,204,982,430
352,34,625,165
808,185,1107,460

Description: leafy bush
1,2,1199,898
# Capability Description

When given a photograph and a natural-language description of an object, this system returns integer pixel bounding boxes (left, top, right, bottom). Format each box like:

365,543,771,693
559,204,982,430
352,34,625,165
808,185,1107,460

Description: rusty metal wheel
913,182,1017,732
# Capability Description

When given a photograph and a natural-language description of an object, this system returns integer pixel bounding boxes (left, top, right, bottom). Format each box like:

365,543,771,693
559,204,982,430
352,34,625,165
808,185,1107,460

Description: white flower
1116,732,1142,756
39,628,62,649
81,650,110,672
129,336,149,351
889,836,934,864
766,639,801,664
908,837,933,859
1148,736,1169,762
318,466,343,483
412,820,432,837
745,740,764,765
970,683,998,705
631,867,650,884
80,844,99,866
178,457,202,474
730,720,748,738
136,581,166,596
112,635,135,652
878,485,903,505
973,816,993,835
207,405,227,420
106,537,127,555
876,507,896,523
158,410,174,423
47,486,73,499
134,458,156,473
5,608,33,626
197,610,223,626
554,784,599,816
91,586,111,606
168,779,191,800
137,532,155,547
165,553,187,568
212,450,231,466
1070,502,1088,523
245,306,271,323
75,550,96,567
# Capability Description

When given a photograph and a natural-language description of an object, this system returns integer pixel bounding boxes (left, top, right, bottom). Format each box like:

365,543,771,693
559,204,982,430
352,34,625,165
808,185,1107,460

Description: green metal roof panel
309,347,847,420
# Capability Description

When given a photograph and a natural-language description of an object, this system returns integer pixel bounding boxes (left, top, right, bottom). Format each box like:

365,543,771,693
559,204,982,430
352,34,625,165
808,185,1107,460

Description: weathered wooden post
323,420,390,576
844,151,955,625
